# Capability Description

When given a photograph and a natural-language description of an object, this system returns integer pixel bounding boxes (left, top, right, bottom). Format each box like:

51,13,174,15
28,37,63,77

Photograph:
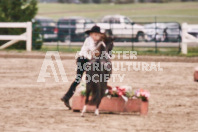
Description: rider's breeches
64,56,89,100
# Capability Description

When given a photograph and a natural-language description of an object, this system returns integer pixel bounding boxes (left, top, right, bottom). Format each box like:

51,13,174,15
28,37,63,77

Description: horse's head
94,34,114,59
101,34,114,57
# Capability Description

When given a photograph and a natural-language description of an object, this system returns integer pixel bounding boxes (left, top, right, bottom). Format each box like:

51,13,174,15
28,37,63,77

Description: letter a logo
37,51,68,82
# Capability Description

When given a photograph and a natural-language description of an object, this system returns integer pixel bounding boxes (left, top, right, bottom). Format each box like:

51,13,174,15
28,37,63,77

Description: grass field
38,2,198,23
39,45,198,57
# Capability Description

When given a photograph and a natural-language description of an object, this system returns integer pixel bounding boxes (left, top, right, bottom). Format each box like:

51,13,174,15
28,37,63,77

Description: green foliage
0,0,38,49
92,0,102,3
0,0,37,22
80,0,90,3
58,0,70,3
32,22,43,50
125,91,134,98
115,0,134,3
101,0,112,3
81,90,86,96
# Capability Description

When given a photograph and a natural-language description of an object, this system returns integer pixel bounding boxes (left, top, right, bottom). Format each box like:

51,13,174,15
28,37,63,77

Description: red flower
116,86,126,96
107,86,127,97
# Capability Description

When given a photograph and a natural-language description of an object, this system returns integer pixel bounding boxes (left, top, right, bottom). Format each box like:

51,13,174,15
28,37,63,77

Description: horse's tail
89,84,101,105
89,66,101,105
88,60,102,105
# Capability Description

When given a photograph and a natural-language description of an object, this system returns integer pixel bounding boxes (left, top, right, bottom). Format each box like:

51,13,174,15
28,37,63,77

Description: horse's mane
99,34,114,57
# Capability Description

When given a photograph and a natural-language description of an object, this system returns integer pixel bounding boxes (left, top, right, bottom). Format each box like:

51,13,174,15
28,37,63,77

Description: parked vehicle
100,15,145,41
57,16,95,42
188,25,198,38
166,23,181,42
144,23,165,42
144,22,181,42
57,15,145,42
86,15,145,42
32,17,58,42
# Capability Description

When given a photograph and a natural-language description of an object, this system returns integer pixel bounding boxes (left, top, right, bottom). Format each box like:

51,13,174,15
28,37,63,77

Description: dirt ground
0,56,198,132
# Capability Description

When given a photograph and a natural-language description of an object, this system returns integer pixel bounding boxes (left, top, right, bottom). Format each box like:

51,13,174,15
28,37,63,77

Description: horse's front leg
81,105,87,117
94,107,99,116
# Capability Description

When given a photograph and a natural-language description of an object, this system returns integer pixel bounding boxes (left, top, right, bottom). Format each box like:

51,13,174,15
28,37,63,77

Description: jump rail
182,23,198,54
0,22,32,51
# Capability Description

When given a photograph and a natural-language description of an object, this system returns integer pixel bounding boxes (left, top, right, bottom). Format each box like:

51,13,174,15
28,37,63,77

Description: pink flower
135,89,150,101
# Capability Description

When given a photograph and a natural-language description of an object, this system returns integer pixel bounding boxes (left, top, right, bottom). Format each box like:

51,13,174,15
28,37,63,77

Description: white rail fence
0,22,32,51
182,23,198,54
0,22,197,54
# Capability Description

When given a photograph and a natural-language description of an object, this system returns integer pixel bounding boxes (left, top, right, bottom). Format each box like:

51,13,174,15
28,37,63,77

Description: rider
61,25,103,109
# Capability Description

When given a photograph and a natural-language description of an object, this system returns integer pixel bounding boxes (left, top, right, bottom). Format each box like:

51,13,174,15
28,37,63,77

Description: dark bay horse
81,35,114,116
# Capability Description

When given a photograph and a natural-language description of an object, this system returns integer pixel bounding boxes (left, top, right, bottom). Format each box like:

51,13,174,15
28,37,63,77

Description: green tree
92,0,102,3
0,0,38,49
80,0,90,3
0,0,37,22
58,0,70,3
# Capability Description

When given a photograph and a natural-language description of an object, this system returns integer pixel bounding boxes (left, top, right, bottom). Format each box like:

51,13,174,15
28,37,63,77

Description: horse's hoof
94,113,99,116
94,109,99,116
81,113,84,117
94,112,99,116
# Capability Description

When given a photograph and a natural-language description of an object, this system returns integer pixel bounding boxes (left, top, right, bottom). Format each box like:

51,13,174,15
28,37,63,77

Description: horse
81,35,114,117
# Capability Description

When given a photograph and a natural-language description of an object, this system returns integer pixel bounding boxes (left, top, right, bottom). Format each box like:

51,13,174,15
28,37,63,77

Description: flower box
72,96,149,115
194,67,198,81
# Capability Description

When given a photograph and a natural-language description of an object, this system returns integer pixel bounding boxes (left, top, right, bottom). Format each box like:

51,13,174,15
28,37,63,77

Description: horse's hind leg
94,99,101,116
94,83,106,116
81,86,91,117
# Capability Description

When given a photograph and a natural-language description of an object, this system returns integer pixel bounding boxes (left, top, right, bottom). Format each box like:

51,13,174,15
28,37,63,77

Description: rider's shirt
78,36,97,60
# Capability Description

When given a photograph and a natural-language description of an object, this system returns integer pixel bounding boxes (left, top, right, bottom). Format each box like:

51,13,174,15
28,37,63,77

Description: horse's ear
100,34,105,41
103,33,107,38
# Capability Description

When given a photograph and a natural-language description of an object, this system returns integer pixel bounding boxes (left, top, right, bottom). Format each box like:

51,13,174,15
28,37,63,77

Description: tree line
56,0,197,4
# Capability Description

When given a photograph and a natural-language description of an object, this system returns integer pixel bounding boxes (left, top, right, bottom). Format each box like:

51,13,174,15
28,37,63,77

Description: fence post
26,22,32,51
132,23,134,51
154,16,157,53
181,23,187,54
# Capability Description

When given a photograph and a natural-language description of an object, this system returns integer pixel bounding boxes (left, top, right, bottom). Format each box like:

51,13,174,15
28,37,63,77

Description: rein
96,41,106,48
